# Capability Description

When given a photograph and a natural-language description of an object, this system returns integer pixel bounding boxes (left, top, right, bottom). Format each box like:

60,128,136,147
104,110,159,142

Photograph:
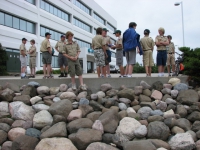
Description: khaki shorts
29,57,36,68
143,50,153,66
42,51,52,64
94,49,105,67
20,55,27,68
167,54,175,65
68,59,82,77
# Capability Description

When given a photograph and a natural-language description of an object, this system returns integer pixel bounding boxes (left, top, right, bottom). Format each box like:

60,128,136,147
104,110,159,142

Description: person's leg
47,64,51,76
43,64,47,77
119,65,124,76
58,54,64,77
106,64,111,77
143,51,149,76
162,51,167,76
102,66,107,77
128,65,133,75
97,66,100,77
148,67,152,76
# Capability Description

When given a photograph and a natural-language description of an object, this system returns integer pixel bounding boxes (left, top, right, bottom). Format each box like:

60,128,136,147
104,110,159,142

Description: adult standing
102,28,112,77
28,39,36,78
166,35,175,76
19,38,28,79
55,35,68,77
40,32,52,79
140,29,155,77
112,30,125,77
123,22,139,78
155,27,169,77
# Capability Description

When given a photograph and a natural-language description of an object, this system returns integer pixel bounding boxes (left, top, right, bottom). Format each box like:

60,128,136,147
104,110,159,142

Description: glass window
107,23,116,32
54,32,58,40
27,22,34,33
73,0,90,15
50,5,54,14
53,7,58,16
25,0,35,5
5,14,12,27
65,13,68,21
20,19,26,31
45,2,50,12
40,0,45,10
13,17,19,29
49,30,54,40
40,26,45,36
45,28,50,33
58,10,61,18
61,12,65,20
0,12,4,25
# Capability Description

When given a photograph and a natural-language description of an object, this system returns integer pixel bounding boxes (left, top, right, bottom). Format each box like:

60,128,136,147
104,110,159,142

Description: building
0,0,117,73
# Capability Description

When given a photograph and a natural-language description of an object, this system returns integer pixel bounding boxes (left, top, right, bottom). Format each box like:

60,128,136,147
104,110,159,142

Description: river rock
96,91,105,99
123,140,156,150
138,107,152,119
117,88,135,100
140,81,151,89
187,111,200,122
86,142,119,150
168,78,180,86
77,91,87,101
174,83,188,91
4,83,20,93
37,86,49,95
0,123,10,132
28,81,40,88
156,101,167,112
59,92,76,101
0,102,9,113
13,95,31,105
134,86,143,95
150,110,163,116
79,98,89,106
171,90,179,98
139,94,151,102
91,94,98,100
86,111,102,122
8,127,25,141
92,120,104,134
163,109,175,118
26,128,41,138
171,126,185,134
163,83,173,89
30,96,42,105
59,84,68,92
176,105,187,118
106,89,118,97
0,88,15,102
119,98,131,104
1,141,12,150
21,85,37,97
165,98,177,104
32,104,49,112
161,88,171,95
151,90,163,100
67,109,82,121
134,125,147,138
176,118,191,131
101,83,112,92
0,130,7,145
177,90,199,105
118,103,127,110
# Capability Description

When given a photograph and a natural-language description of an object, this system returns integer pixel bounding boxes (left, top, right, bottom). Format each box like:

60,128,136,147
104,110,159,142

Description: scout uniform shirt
92,35,106,50
140,36,155,51
19,43,27,55
40,39,51,52
103,36,111,50
55,40,66,53
155,35,168,51
116,36,123,50
62,40,80,57
168,42,175,53
29,45,36,57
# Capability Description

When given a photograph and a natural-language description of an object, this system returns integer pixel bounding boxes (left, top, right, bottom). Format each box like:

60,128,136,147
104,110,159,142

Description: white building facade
0,0,117,73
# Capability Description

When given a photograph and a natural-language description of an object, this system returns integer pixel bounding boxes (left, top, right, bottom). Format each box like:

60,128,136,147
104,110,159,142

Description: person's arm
160,38,169,46
102,38,108,58
47,41,52,54
20,45,26,56
75,44,81,60
151,39,155,51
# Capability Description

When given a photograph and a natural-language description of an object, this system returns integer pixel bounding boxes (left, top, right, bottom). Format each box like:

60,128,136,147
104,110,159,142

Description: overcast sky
94,0,200,64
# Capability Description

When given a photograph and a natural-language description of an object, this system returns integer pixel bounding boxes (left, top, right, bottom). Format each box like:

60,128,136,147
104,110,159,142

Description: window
73,18,91,33
93,13,105,25
40,0,70,22
111,51,116,58
73,0,90,15
107,23,116,32
111,38,116,45
40,26,63,41
25,0,35,5
75,38,91,48
0,11,35,34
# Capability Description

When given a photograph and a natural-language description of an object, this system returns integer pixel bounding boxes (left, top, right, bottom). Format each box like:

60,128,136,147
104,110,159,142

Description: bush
0,43,8,75
131,62,158,73
179,47,200,86
36,69,61,74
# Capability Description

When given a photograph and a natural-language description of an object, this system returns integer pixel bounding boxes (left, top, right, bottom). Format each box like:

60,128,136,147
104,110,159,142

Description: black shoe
64,72,68,77
21,75,29,79
58,73,64,77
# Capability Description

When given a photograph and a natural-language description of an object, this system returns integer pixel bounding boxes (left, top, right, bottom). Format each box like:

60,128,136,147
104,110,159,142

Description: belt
116,49,122,51
59,52,63,54
143,49,151,51
168,52,174,54
30,56,36,57
94,48,102,50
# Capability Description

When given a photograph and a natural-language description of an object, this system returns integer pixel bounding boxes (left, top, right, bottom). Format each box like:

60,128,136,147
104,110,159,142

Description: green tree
0,43,8,75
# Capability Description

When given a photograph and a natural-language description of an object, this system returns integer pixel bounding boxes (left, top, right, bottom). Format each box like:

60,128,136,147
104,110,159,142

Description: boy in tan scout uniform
92,27,107,78
62,31,87,91
28,39,36,78
55,35,68,78
166,35,175,76
140,29,155,77
40,32,52,79
19,38,29,79
155,27,169,77
112,30,125,77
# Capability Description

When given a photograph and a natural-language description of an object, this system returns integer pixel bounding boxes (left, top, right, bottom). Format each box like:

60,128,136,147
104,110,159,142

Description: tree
0,43,8,75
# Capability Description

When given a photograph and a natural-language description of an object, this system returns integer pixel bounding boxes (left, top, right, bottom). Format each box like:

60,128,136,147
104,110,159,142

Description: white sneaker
127,75,132,78
107,75,111,78
72,84,77,90
119,75,123,78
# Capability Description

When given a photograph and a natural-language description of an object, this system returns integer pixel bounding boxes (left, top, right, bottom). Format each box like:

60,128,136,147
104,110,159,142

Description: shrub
0,43,8,75
36,69,61,74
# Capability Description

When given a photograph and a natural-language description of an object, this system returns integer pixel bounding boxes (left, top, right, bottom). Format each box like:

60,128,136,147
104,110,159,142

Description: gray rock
30,96,42,105
152,81,163,91
118,110,127,120
134,125,147,138
67,118,93,134
78,105,94,117
48,99,72,119
104,98,116,108
21,85,37,97
138,107,152,119
117,88,135,100
150,110,163,116
196,140,200,150
148,139,170,149
142,89,152,97
37,86,49,95
165,98,177,105
161,88,171,95
106,89,118,97
134,86,143,95
32,104,49,112
0,101,9,113
40,122,67,139
0,130,7,145
139,94,151,102
79,98,89,105
3,82,20,93
148,115,164,122
91,94,98,100
99,110,119,134
140,102,156,110
147,121,170,140
168,133,195,150
119,98,131,104
27,81,40,88
0,123,10,132
52,115,66,124
11,135,39,150
59,84,68,92
1,141,12,150
86,142,119,150
118,103,127,110
187,111,200,122
0,88,15,102
177,90,199,105
162,94,172,101
155,101,167,112
13,95,31,105
196,130,200,139
25,128,41,138
77,91,87,101
102,133,115,144
69,128,102,150
166,104,176,112
175,118,191,131
123,140,156,150
0,118,14,126
191,121,200,132
52,97,60,102
140,81,151,89
101,83,112,92
171,90,179,98
86,111,102,122
174,83,188,91
89,100,104,111
171,126,185,134
49,87,59,95
176,105,188,118
187,130,197,142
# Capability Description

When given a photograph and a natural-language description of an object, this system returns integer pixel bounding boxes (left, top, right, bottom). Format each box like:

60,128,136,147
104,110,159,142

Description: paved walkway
0,73,186,80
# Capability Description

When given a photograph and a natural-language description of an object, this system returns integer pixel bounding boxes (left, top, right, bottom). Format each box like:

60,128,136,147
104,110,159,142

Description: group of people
19,21,176,89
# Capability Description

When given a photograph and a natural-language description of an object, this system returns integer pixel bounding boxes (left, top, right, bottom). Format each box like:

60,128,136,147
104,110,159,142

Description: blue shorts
105,50,111,65
157,50,167,66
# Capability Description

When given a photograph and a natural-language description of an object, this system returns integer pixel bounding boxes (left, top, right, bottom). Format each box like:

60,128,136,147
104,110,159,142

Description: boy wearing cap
155,27,169,77
20,38,28,79
55,35,68,77
92,27,107,78
62,31,87,91
112,30,125,77
166,35,175,76
27,39,36,78
102,28,112,77
140,29,155,77
40,32,52,79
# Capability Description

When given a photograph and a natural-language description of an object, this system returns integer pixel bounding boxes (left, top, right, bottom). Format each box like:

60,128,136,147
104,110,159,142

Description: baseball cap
144,29,150,34
102,28,109,32
113,30,121,34
22,38,27,41
60,35,65,38
45,32,51,36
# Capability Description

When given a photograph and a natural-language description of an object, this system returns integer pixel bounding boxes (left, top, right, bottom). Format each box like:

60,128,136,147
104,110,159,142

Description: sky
94,0,200,64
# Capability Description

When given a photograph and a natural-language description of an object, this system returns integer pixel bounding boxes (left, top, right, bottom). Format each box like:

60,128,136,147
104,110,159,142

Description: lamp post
174,2,185,47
